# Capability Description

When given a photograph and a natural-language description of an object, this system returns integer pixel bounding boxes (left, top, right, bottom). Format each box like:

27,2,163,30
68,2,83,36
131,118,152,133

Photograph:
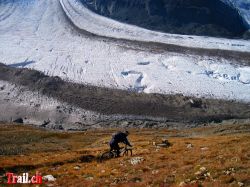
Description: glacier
0,0,250,102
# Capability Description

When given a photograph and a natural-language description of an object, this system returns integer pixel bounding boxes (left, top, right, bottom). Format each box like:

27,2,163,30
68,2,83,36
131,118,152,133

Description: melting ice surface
0,0,250,102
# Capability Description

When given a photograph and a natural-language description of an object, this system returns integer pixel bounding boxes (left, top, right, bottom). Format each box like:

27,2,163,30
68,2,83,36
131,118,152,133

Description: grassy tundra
0,123,249,187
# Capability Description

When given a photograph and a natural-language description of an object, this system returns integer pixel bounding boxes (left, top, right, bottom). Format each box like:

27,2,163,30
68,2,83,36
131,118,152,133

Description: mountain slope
0,0,249,102
1,63,250,126
81,0,248,38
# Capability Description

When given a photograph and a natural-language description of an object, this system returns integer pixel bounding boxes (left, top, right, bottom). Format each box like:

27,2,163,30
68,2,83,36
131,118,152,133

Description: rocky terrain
0,63,250,130
82,0,248,38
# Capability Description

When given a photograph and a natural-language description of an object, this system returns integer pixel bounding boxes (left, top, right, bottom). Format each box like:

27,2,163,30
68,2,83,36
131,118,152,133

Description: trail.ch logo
3,172,42,184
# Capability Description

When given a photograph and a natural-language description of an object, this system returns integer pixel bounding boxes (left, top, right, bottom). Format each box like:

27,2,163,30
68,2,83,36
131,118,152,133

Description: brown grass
0,123,249,187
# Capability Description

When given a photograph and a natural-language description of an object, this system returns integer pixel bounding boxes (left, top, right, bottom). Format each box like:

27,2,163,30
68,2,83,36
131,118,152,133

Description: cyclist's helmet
125,130,129,136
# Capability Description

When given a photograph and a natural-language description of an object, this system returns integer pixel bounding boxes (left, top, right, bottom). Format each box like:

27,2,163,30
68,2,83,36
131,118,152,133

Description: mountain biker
109,131,132,157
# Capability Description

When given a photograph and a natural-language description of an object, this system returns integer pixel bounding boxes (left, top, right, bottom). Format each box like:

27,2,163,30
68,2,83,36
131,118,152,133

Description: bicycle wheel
100,151,115,161
122,148,133,156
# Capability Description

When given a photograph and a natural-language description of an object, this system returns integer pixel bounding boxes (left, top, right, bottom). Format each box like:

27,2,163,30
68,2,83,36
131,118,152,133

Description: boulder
42,175,56,182
13,118,23,124
130,157,144,165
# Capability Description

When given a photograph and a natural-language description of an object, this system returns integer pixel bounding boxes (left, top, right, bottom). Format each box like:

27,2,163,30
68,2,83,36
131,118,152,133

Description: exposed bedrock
82,0,248,38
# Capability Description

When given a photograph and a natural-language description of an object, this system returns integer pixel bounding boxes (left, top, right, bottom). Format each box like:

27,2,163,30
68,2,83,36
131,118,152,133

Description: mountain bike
99,145,132,161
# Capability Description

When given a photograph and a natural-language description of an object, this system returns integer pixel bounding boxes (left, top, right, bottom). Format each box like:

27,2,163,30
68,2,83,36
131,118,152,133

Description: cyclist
109,131,132,157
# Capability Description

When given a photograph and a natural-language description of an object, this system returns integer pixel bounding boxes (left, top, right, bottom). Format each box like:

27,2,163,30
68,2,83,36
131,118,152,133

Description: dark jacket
110,132,131,146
